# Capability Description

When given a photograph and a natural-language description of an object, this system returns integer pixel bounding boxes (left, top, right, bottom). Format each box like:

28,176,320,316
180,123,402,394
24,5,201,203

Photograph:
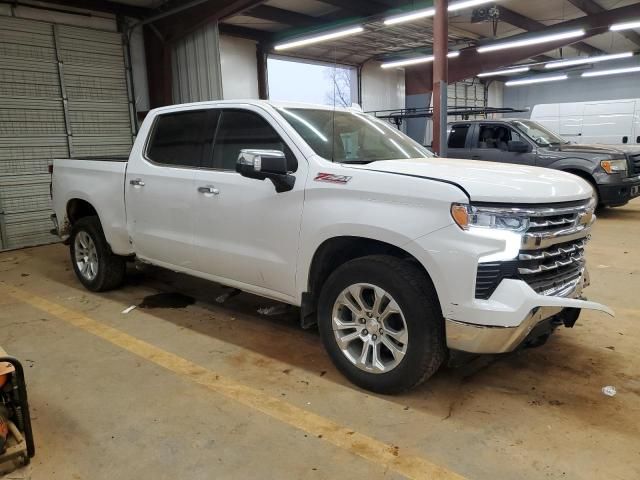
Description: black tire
317,255,446,394
69,216,126,292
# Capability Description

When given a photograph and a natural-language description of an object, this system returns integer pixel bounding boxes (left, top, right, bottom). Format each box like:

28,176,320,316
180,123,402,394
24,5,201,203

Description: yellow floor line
0,282,465,480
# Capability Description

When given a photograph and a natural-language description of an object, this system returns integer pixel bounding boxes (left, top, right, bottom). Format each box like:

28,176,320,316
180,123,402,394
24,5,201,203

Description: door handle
471,155,481,160
198,185,219,195
130,178,145,187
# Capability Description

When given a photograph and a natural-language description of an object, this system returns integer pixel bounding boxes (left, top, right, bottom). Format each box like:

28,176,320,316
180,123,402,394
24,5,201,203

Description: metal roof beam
243,5,319,27
567,0,640,47
497,6,604,55
315,0,389,16
151,0,268,42
20,0,151,18
406,2,640,93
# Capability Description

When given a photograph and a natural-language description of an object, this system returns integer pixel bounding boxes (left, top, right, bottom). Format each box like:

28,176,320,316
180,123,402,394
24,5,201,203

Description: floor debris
257,304,289,316
602,386,617,397
121,305,136,314
215,288,242,304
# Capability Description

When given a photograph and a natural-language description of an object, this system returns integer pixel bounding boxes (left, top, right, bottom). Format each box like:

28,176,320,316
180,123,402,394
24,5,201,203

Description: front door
191,106,307,299
125,108,213,268
470,123,537,166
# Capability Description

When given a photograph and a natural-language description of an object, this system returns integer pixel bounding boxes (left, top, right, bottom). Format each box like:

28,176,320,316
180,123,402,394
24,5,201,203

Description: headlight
451,204,530,232
600,159,627,174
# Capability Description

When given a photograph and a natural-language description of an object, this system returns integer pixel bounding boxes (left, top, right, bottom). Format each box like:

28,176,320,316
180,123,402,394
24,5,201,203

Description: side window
448,124,469,148
210,110,297,171
478,125,517,150
146,110,210,167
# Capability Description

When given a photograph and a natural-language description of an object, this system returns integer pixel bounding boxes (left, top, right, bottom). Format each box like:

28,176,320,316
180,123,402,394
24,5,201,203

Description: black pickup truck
447,119,640,207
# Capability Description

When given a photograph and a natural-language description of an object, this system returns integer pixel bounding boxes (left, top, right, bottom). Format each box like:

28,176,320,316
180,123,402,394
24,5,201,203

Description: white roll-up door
447,81,486,110
0,15,134,250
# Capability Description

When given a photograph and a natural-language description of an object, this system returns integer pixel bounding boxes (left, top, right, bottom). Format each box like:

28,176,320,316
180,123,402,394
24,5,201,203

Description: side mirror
236,149,295,193
508,140,531,153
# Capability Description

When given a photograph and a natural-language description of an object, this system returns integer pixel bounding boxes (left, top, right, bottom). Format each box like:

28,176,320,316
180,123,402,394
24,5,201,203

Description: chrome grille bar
518,255,584,275
519,239,586,260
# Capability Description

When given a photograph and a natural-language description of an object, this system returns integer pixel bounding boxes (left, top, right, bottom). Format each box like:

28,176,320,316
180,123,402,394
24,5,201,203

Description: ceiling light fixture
274,26,364,51
610,20,640,31
477,29,585,53
380,51,460,69
544,51,633,69
505,74,568,86
477,66,530,77
581,66,640,77
384,0,495,26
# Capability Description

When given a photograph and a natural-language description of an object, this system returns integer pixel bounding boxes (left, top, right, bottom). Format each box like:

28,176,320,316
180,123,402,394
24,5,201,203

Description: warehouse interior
1,1,639,479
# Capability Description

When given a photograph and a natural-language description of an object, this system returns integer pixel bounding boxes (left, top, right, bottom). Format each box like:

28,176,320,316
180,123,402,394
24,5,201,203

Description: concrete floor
1,199,639,480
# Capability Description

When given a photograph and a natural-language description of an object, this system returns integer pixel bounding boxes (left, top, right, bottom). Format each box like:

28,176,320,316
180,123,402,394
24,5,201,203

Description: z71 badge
314,173,352,184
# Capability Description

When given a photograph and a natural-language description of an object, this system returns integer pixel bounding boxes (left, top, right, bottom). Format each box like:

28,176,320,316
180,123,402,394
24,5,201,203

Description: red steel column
432,0,448,155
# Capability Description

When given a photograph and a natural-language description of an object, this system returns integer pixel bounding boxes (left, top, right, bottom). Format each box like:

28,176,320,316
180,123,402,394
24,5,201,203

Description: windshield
510,119,569,146
276,107,434,163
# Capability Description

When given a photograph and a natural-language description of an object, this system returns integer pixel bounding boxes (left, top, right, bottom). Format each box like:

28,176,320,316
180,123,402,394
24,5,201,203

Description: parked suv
51,101,612,393
447,119,640,207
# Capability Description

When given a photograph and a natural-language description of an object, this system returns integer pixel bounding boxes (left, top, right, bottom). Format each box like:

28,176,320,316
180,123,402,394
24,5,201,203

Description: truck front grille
475,199,594,299
629,153,640,176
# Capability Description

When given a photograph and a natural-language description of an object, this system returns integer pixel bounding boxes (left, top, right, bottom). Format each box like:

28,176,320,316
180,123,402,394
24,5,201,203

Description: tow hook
557,307,581,328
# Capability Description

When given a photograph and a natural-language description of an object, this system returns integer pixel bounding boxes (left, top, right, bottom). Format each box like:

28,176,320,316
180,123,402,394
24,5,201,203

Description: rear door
582,100,635,144
125,108,214,268
190,106,307,299
470,123,537,166
447,123,472,158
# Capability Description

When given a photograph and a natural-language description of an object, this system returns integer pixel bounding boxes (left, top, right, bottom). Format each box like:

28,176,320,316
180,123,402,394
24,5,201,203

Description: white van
531,98,640,145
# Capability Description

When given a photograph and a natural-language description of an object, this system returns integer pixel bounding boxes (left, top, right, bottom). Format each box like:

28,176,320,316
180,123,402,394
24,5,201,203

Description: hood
551,143,640,156
349,157,592,204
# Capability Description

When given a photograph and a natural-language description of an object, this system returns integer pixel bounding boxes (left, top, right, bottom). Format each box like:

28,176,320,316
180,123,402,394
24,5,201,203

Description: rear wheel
70,216,125,291
318,255,446,394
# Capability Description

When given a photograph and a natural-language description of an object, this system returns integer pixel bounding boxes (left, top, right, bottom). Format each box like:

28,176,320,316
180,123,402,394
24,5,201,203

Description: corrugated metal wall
0,14,133,250
172,23,223,103
57,24,134,157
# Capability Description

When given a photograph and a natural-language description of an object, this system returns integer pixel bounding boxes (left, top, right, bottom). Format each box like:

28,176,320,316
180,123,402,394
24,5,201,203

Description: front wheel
70,216,126,292
317,255,446,394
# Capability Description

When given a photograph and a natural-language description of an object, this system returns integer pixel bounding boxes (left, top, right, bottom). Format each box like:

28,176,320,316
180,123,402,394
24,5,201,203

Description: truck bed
51,158,130,254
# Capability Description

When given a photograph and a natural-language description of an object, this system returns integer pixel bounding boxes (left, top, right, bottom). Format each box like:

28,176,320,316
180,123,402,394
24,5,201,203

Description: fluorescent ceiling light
384,0,494,26
581,66,640,77
380,51,460,69
384,7,435,25
274,26,364,51
505,74,568,86
477,66,530,77
449,0,497,12
477,29,585,53
610,20,640,31
544,51,633,69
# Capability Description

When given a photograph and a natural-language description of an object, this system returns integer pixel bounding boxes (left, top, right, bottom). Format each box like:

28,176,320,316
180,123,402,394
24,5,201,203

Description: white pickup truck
51,100,613,393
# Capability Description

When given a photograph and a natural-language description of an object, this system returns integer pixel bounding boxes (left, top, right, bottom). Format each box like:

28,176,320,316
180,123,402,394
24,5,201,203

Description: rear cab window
146,110,217,168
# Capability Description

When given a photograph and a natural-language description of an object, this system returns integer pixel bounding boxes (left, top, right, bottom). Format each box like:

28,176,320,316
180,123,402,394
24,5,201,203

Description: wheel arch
300,235,439,328
57,197,103,239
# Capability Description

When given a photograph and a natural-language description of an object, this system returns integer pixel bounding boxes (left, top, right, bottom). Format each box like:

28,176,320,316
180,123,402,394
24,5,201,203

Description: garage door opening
267,57,358,108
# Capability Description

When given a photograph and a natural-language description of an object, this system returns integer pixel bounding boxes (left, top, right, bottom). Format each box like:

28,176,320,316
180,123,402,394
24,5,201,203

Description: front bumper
445,271,614,354
597,175,640,206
